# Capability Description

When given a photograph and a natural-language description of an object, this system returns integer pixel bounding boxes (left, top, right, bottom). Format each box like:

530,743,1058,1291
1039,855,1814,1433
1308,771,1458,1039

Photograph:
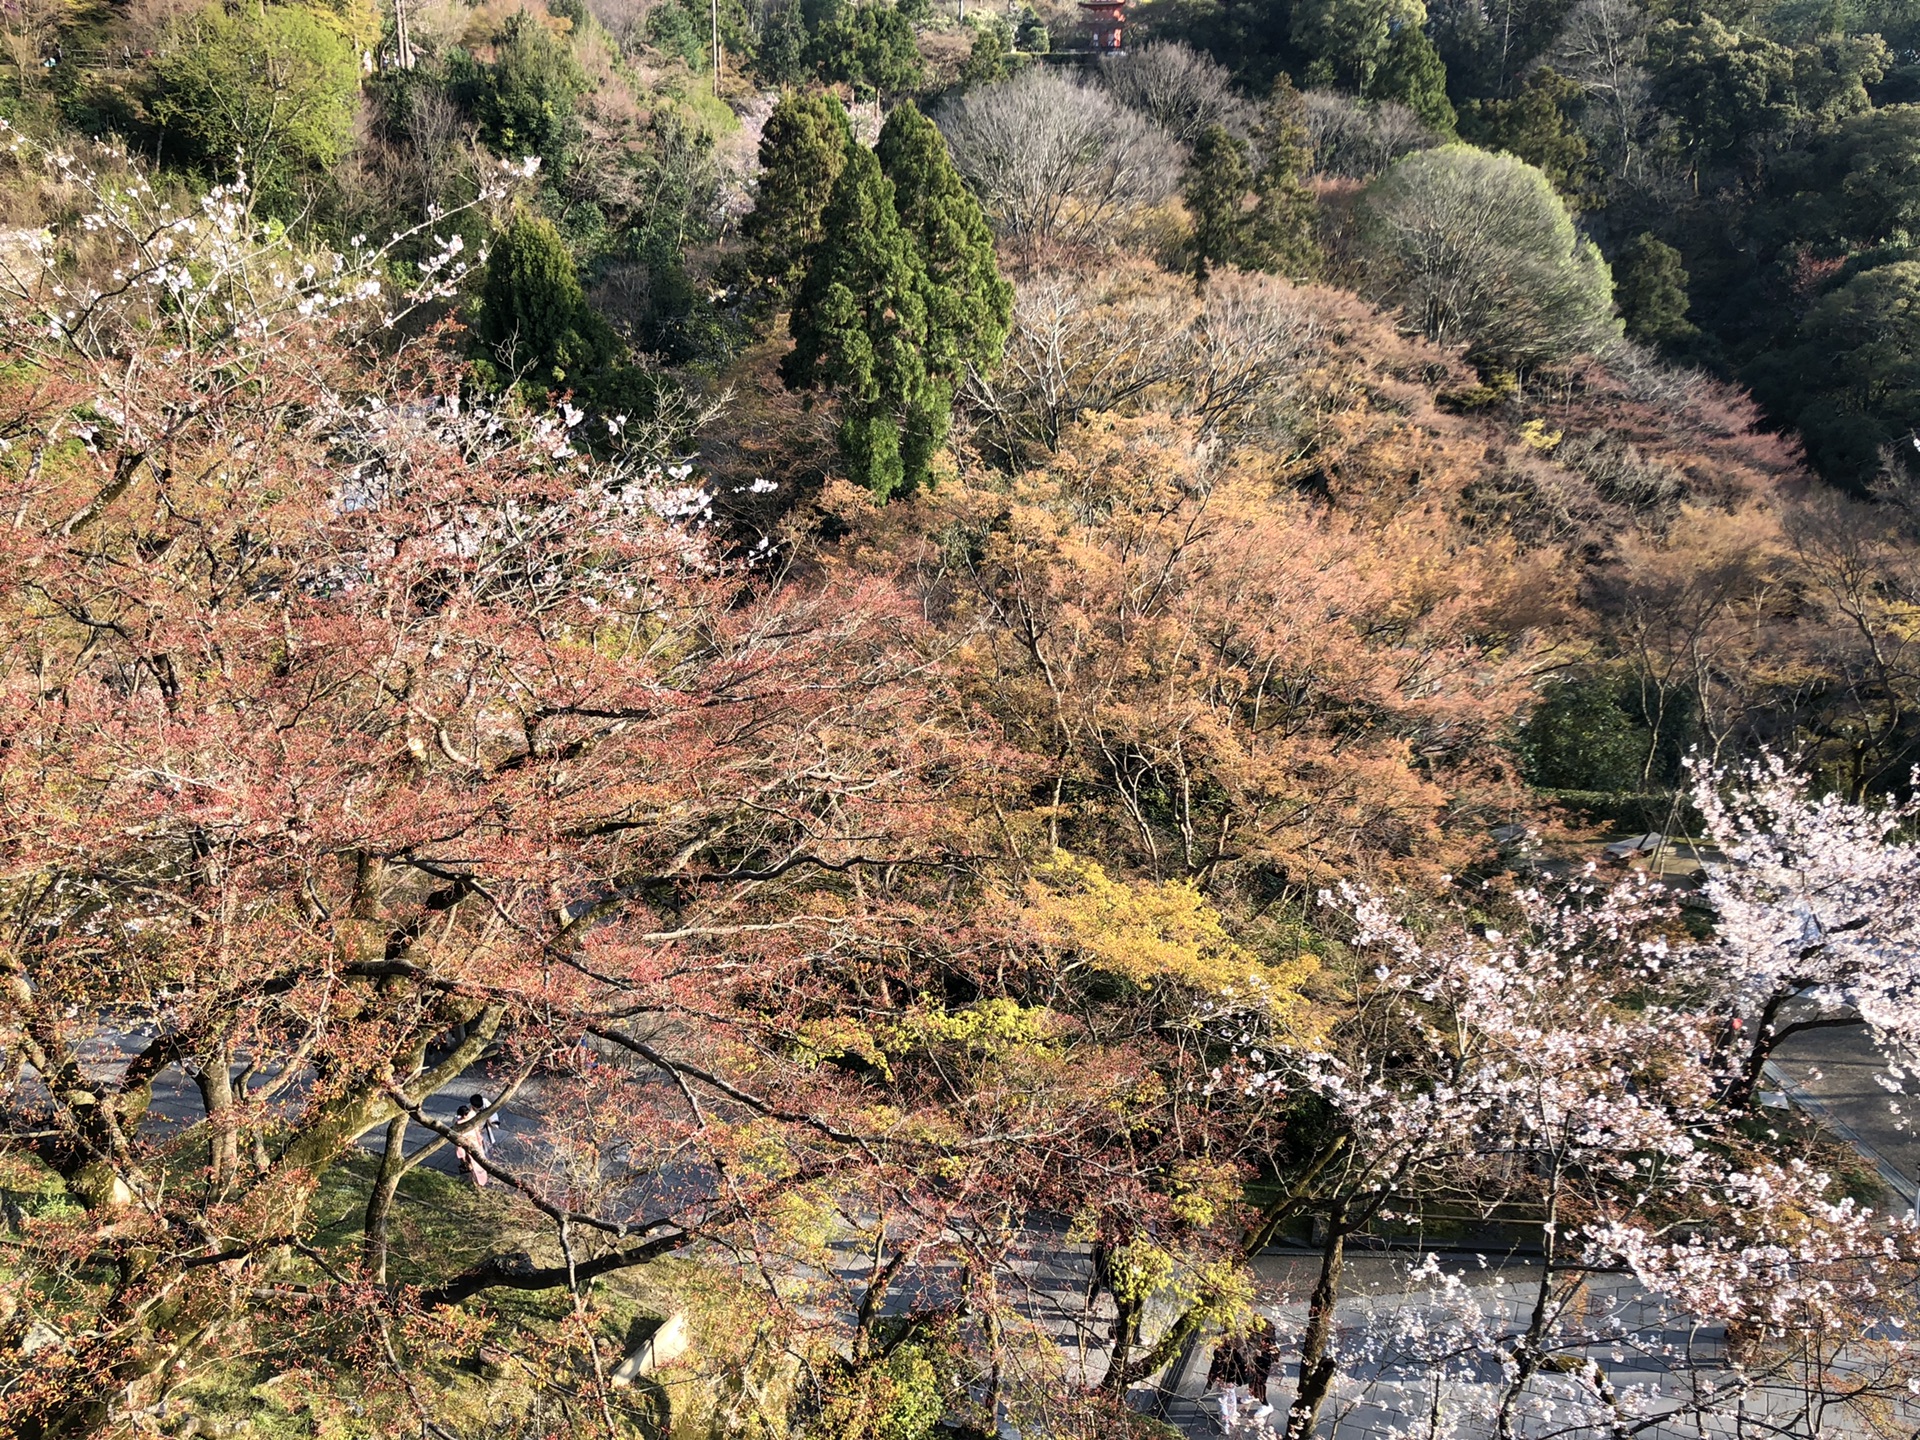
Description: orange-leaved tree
838,415,1539,911
0,144,1316,1439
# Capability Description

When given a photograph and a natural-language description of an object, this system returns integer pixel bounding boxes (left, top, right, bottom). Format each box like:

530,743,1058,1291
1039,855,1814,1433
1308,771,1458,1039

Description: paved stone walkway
1772,1021,1920,1209
1148,1258,1912,1438
68,1020,1920,1438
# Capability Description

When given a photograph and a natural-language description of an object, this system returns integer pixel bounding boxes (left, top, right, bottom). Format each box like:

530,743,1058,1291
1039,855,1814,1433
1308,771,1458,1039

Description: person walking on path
470,1092,502,1148
1208,1315,1278,1433
1214,1381,1243,1435
452,1104,490,1188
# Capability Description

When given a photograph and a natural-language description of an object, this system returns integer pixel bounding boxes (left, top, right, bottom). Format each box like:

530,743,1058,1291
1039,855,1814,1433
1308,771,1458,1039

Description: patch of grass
162,1152,797,1438
1,1148,85,1225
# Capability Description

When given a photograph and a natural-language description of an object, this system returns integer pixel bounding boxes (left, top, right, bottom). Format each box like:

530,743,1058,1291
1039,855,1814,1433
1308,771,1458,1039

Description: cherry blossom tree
1689,752,1920,1106
0,184,961,1428
1231,763,1920,1439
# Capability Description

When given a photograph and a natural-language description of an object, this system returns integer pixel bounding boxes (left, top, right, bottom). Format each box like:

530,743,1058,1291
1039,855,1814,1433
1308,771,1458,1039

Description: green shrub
1357,145,1620,371
454,11,586,169
477,212,616,389
145,2,359,214
1518,669,1650,793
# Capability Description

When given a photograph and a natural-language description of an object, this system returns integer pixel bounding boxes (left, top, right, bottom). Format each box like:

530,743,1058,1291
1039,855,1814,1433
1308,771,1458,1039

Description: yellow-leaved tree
1016,849,1321,1391
1022,850,1320,1029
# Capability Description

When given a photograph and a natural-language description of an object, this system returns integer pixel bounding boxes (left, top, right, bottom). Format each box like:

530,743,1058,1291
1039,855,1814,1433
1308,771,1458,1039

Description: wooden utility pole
712,0,720,95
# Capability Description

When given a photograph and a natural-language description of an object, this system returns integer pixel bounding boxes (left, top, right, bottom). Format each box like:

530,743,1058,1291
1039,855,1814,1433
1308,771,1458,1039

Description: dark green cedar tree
743,89,854,298
1460,67,1590,201
478,212,614,388
803,0,844,33
876,101,1014,483
1367,24,1457,134
781,142,932,500
457,12,586,171
1520,670,1654,793
1247,74,1319,277
1183,123,1256,285
646,2,707,66
1613,234,1699,348
759,0,813,84
811,4,924,100
959,17,1012,86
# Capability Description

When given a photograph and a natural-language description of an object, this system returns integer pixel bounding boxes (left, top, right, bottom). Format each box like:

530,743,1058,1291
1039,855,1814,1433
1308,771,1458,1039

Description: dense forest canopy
1141,0,1920,492
8,0,1920,1436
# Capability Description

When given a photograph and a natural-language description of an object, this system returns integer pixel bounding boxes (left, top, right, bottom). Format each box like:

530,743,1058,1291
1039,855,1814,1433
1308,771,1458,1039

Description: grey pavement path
70,1029,544,1180
1148,1257,1911,1439
46,1020,1920,1438
1771,1020,1920,1209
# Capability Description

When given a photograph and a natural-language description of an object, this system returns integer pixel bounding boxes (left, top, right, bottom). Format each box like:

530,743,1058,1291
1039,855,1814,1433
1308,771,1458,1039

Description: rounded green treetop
478,212,614,389
1358,143,1619,371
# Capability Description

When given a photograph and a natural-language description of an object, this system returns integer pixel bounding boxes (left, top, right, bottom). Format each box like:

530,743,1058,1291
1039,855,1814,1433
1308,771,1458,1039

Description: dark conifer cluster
767,95,1010,497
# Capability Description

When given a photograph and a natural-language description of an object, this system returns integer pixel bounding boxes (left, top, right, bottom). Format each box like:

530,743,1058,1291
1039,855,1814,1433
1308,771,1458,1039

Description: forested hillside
8,0,1920,1436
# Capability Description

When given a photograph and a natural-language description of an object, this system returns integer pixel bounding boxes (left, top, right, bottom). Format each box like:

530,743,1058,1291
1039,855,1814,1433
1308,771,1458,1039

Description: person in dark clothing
1208,1315,1277,1431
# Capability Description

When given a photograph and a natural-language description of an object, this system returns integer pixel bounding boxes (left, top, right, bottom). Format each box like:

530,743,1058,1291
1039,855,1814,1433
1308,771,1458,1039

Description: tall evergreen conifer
1460,68,1590,200
876,101,1013,482
457,12,587,171
1248,76,1320,278
959,17,1011,86
758,0,811,85
744,90,854,300
810,6,923,101
1614,233,1699,348
1184,124,1256,285
1368,24,1457,134
781,143,932,500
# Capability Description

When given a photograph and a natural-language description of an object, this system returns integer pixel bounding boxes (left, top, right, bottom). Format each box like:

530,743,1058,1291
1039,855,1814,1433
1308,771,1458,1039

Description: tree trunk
1102,1290,1144,1394
363,1114,410,1285
1284,1200,1348,1440
1495,1169,1563,1439
1090,1241,1145,1395
1104,1301,1205,1394
1725,987,1792,1109
1097,1135,1348,1394
195,1036,239,1192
